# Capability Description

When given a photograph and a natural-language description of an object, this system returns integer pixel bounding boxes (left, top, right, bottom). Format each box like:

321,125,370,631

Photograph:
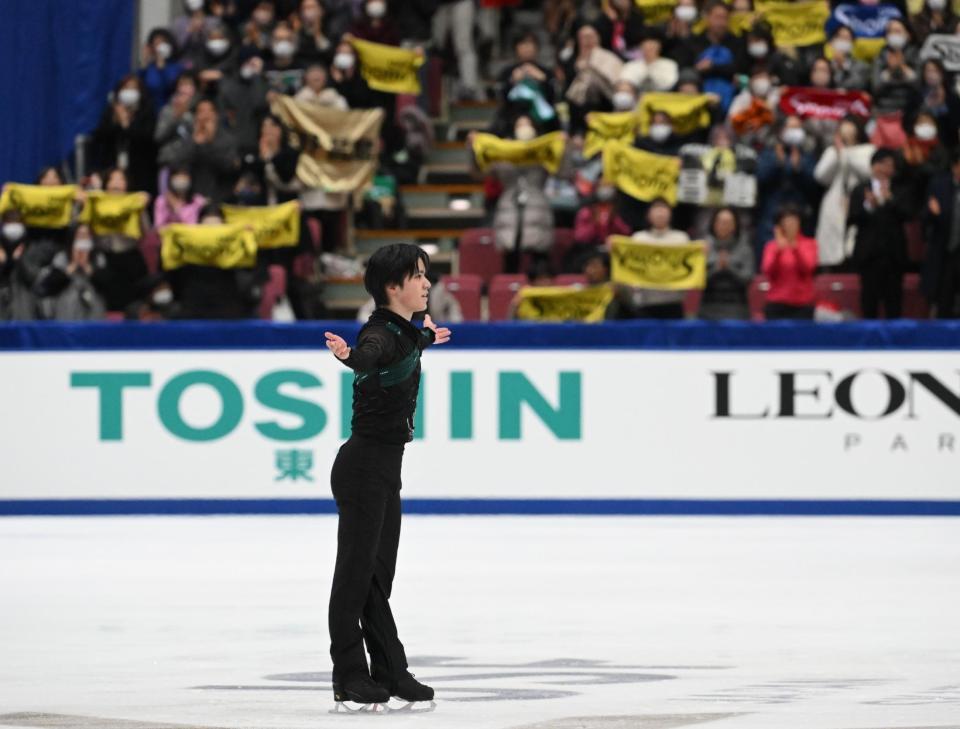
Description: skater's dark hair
364,243,431,307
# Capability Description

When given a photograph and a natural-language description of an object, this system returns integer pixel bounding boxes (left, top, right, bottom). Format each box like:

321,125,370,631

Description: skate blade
386,699,437,714
330,701,389,714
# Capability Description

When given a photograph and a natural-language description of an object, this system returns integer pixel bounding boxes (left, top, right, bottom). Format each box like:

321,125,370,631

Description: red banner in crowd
778,87,872,121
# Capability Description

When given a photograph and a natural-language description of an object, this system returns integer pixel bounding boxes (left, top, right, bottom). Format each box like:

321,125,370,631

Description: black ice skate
377,672,435,702
331,674,390,712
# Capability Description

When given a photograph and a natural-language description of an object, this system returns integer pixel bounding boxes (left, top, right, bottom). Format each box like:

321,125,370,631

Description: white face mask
832,38,853,55
928,0,947,9
74,238,94,252
558,44,574,62
514,125,536,141
748,42,768,58
186,0,204,11
915,123,938,140
649,123,671,142
782,127,806,147
155,42,173,60
118,88,140,107
206,38,229,56
240,63,259,79
153,288,174,306
272,40,295,58
367,0,387,18
675,5,697,22
3,223,25,241
170,176,191,194
612,91,637,111
596,186,616,202
751,77,771,97
333,52,355,70
886,33,908,49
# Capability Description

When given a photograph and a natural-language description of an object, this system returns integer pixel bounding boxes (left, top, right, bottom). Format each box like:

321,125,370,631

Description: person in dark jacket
847,149,911,319
323,244,450,707
159,98,240,203
90,75,158,196
923,150,960,317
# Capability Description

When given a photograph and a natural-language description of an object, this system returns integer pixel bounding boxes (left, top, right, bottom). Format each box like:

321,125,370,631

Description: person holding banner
324,244,449,708
616,198,692,319
164,203,262,319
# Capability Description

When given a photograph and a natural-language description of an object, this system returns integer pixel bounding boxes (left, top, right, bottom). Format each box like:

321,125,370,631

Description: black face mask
235,190,262,206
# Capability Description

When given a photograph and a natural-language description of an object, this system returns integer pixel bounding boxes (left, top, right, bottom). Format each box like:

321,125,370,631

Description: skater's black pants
329,436,409,684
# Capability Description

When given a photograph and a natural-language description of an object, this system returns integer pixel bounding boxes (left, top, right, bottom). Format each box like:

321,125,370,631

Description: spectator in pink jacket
761,205,818,320
573,180,631,248
154,166,208,227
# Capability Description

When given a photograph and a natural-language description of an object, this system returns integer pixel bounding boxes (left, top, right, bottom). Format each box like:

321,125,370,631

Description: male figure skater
324,244,451,706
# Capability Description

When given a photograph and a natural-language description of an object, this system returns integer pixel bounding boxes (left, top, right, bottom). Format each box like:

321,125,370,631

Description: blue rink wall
2,321,960,517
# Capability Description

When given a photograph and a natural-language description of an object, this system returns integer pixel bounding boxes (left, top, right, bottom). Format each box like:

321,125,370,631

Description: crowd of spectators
1,0,959,322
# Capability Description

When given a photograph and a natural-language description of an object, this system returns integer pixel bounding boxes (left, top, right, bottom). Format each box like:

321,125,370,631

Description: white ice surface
1,516,959,729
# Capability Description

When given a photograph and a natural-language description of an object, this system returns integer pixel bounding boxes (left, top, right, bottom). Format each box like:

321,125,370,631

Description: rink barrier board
3,321,960,517
3,498,960,516
3,320,960,350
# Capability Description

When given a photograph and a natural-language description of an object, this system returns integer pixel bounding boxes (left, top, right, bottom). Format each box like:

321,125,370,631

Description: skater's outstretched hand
423,315,451,345
325,331,351,359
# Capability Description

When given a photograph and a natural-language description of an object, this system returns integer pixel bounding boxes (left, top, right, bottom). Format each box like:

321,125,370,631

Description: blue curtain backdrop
0,0,133,184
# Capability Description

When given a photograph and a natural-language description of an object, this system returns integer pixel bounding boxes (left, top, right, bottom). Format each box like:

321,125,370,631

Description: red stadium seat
553,274,588,287
683,289,703,318
258,265,287,320
747,275,770,321
550,228,576,273
140,229,162,276
488,274,529,321
458,228,501,285
903,273,930,319
815,274,861,318
441,274,483,320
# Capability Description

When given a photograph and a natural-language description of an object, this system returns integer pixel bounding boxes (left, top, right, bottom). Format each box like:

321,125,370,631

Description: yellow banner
693,10,755,35
222,200,300,250
609,236,706,289
0,183,78,228
160,224,258,271
603,142,680,205
79,191,146,238
472,131,566,174
584,111,638,159
756,0,830,47
633,0,677,25
515,284,615,323
350,38,424,94
637,93,712,137
271,96,384,193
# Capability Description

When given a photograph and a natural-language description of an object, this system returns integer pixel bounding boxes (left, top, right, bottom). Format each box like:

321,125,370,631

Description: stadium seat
258,265,287,320
814,274,861,318
747,275,770,321
550,228,576,273
683,289,703,318
140,230,162,276
441,273,483,320
488,274,529,321
553,274,588,287
457,228,501,285
903,273,929,319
